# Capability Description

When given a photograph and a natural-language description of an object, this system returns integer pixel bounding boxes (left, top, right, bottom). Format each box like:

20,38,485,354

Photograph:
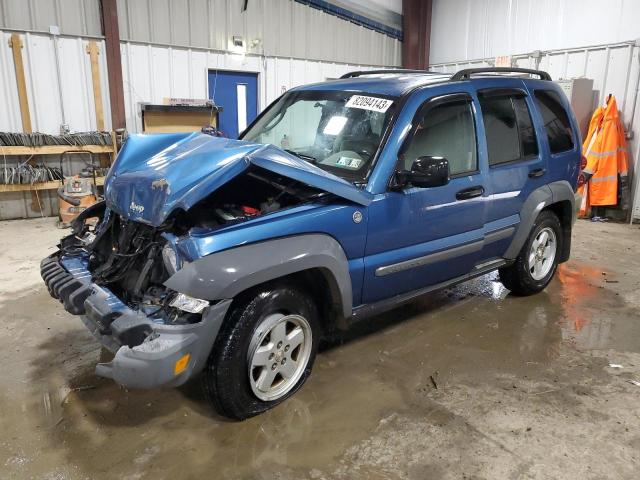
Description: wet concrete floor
0,218,639,479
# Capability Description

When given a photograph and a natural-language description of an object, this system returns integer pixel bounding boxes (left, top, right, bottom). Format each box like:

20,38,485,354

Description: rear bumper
41,253,232,388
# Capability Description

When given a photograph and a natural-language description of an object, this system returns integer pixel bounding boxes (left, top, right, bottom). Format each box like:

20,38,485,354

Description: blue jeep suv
42,67,581,419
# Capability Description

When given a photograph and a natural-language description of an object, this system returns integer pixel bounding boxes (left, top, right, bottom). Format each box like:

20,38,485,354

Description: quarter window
479,92,539,166
533,90,574,153
401,98,477,176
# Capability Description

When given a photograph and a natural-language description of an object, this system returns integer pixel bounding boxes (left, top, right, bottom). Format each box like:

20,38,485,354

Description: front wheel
499,210,562,296
202,284,320,420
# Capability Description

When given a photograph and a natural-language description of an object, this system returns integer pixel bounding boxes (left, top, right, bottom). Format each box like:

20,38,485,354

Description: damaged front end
42,201,234,388
41,134,349,387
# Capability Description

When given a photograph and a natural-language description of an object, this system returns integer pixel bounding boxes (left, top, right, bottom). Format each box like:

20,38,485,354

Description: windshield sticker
336,157,363,169
345,95,393,113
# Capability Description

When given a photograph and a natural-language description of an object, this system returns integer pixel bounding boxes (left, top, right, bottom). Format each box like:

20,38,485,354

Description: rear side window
533,90,574,153
478,92,539,166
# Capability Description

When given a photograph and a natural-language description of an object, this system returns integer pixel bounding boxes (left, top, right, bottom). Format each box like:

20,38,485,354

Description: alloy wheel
247,313,313,401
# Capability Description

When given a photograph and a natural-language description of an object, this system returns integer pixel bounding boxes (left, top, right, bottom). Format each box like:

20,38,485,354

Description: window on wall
401,98,477,176
478,91,539,166
533,90,574,153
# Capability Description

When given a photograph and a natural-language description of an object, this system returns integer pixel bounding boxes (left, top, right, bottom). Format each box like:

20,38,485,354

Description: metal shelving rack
0,140,117,193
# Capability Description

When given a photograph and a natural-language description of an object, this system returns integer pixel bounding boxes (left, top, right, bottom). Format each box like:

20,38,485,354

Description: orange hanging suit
579,96,628,215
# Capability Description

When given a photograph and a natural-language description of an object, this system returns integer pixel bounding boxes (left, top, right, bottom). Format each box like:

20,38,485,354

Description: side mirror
397,156,450,188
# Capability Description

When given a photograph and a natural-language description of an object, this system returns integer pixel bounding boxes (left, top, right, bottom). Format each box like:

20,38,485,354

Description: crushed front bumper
41,253,232,388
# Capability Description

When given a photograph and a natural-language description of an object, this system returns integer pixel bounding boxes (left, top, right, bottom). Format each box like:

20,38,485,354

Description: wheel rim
528,226,557,281
247,313,312,402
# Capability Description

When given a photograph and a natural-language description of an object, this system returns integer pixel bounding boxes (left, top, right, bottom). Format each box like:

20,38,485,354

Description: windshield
241,90,397,182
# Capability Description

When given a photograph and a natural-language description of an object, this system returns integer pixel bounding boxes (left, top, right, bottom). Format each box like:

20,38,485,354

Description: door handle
456,185,484,200
528,168,546,178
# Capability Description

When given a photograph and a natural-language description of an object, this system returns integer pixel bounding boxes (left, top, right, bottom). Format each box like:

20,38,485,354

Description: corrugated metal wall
115,0,401,66
0,31,111,133
430,0,640,65
0,0,102,36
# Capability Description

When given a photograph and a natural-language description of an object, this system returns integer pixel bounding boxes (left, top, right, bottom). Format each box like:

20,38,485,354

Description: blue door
362,86,489,304
208,70,258,139
474,79,550,260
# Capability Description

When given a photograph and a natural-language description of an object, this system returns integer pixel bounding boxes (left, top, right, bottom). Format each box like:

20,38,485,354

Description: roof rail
340,69,443,79
450,67,552,81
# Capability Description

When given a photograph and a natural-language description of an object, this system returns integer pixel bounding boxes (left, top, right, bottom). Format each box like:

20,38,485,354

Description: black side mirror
397,156,450,188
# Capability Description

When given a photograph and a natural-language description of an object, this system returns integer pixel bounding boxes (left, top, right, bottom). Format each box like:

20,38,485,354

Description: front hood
105,133,372,226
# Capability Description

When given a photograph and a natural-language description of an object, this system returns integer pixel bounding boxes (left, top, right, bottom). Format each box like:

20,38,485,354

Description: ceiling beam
100,0,126,130
402,0,432,69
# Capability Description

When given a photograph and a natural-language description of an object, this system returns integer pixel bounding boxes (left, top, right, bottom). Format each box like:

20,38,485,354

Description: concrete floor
0,218,639,480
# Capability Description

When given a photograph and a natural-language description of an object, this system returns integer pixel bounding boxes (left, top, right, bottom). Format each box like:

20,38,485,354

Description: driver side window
401,97,478,176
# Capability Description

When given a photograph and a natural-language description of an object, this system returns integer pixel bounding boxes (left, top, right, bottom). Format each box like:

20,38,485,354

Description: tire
202,284,320,420
499,210,562,296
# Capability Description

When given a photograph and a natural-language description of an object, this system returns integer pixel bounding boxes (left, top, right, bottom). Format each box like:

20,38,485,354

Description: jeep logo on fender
130,202,145,214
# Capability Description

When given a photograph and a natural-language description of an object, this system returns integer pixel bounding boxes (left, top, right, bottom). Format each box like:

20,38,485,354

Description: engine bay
167,167,325,233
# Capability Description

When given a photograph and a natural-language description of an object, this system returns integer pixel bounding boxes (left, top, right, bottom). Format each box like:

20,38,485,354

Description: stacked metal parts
0,131,113,147
0,164,63,185
0,131,112,185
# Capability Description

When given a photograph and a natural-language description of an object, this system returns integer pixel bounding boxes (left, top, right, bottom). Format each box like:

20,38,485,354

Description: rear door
476,80,549,260
528,87,579,184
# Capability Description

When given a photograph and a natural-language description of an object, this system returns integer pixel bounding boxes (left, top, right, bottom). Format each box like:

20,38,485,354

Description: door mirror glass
397,156,450,188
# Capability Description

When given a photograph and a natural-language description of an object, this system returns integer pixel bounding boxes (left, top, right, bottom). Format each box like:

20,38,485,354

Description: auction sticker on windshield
345,95,393,113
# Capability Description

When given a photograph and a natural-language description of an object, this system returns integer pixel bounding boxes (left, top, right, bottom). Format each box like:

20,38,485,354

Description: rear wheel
202,284,320,420
499,210,562,296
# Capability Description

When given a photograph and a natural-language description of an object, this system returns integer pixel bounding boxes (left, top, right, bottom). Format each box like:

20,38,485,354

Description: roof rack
450,67,552,81
340,69,443,79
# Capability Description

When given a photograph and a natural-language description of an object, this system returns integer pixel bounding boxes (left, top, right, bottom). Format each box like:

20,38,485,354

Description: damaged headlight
169,293,209,314
162,243,180,275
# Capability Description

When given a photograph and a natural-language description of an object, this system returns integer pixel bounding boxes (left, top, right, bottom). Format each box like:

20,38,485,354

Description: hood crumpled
105,133,372,226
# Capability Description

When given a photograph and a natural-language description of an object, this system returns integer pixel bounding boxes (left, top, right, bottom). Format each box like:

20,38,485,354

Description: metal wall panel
431,0,640,65
0,31,111,133
0,0,102,36
117,0,401,66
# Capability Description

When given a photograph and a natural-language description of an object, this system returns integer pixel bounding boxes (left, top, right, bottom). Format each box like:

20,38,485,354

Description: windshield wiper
284,149,318,164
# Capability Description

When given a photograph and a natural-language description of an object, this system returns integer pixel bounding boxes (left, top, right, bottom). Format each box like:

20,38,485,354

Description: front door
362,89,489,304
208,70,258,139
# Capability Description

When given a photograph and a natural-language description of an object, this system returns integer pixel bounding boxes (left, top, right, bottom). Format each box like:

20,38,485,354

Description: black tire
202,284,320,420
499,210,563,296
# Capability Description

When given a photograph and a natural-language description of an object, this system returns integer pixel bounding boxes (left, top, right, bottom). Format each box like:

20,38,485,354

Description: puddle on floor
555,263,640,352
1,258,639,479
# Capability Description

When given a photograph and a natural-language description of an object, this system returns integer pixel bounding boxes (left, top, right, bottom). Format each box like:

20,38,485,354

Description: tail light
580,155,587,170
576,172,586,188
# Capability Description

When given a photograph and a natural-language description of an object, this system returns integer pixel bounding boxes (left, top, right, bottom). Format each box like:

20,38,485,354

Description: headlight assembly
169,293,209,314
